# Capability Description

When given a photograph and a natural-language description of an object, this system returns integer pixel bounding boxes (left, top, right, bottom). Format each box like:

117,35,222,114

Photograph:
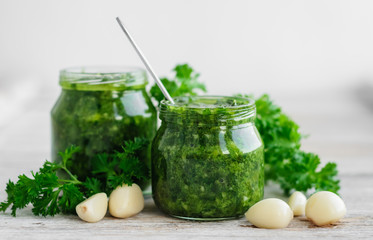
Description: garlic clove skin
76,192,108,223
245,198,293,229
109,183,144,219
288,191,307,216
305,191,346,226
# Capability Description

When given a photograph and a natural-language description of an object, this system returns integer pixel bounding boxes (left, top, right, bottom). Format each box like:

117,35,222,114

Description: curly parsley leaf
0,180,15,214
0,147,86,216
92,137,149,192
150,78,178,104
150,64,207,104
83,177,102,196
0,139,149,217
251,94,340,195
59,145,81,167
57,183,84,215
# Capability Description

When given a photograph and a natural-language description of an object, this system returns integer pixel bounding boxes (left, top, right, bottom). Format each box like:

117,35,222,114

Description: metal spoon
116,17,175,104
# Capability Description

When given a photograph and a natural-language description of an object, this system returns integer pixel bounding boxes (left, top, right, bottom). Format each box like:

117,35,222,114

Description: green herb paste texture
51,88,157,189
152,96,264,219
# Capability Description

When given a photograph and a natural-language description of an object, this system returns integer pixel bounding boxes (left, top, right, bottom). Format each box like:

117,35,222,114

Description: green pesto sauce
51,88,157,189
152,96,264,219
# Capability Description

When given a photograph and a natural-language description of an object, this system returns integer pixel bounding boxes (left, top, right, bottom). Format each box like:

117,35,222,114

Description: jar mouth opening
160,95,255,110
159,96,256,125
59,66,148,91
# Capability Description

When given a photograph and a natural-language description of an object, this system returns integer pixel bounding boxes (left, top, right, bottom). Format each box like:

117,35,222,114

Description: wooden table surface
0,88,372,239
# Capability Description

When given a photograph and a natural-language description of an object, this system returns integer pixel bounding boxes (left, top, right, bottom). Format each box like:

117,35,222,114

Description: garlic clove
288,191,307,216
76,192,108,223
305,191,346,226
245,198,293,229
109,183,144,218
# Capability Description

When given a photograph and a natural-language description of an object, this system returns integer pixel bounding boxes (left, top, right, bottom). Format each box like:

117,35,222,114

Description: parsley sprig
151,64,340,195
0,138,148,217
91,137,149,193
0,146,86,216
254,94,340,195
150,63,207,104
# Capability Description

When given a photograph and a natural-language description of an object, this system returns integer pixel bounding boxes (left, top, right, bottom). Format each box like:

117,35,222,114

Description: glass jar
151,96,264,220
51,66,157,190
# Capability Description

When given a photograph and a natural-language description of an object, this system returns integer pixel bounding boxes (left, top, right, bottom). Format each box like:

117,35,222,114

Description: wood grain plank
1,174,372,240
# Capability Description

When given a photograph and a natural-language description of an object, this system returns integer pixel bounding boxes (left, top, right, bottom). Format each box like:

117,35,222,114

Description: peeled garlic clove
109,183,144,218
76,192,108,223
288,191,307,216
245,198,293,229
306,191,346,226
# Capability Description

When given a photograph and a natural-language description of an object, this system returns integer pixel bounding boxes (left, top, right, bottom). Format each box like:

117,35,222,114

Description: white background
1,0,373,92
0,0,373,148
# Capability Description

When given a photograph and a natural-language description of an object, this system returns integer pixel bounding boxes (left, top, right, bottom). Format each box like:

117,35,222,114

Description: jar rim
160,95,255,110
159,95,256,125
59,66,148,91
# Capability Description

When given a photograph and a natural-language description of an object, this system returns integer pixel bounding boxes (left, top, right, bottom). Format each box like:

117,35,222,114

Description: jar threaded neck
59,66,148,91
159,96,256,126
